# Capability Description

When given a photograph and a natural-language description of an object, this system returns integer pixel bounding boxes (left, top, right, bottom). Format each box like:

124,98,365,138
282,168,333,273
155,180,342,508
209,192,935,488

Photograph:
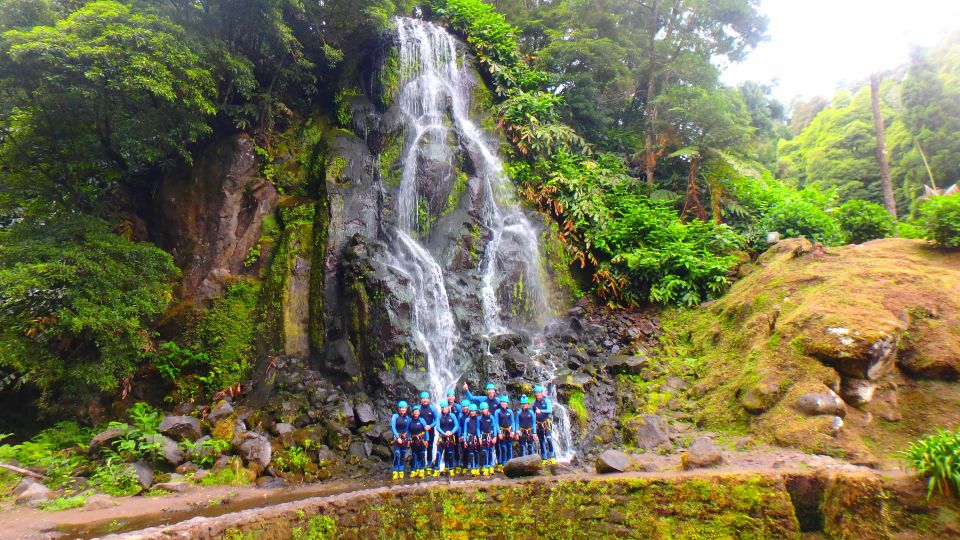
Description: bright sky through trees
722,0,960,102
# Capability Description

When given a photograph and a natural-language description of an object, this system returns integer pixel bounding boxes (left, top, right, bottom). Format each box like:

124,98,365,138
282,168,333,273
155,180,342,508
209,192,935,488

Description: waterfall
392,16,573,461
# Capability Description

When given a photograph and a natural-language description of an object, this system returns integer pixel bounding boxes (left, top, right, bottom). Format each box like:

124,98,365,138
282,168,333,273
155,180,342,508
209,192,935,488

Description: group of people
388,382,557,480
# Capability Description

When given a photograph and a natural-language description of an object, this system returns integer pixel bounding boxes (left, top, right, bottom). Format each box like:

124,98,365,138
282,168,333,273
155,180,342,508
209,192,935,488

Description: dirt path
0,447,911,540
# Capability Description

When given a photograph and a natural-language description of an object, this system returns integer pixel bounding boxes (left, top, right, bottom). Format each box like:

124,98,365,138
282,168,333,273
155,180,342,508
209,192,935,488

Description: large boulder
159,415,203,442
354,403,376,426
628,415,672,451
88,427,125,456
681,437,725,470
14,479,52,507
604,355,649,375
207,400,235,424
595,450,632,474
503,454,543,478
127,461,154,489
235,431,272,470
148,434,186,466
794,391,846,417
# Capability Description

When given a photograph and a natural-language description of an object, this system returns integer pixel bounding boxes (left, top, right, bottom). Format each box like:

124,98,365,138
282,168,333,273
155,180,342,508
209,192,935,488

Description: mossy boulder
659,238,960,465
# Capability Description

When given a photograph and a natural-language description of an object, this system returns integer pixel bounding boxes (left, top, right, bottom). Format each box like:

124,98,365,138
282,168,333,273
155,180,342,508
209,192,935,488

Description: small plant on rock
902,428,960,498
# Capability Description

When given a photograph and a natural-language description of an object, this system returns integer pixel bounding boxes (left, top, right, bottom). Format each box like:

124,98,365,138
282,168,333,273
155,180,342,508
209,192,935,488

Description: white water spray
392,16,573,461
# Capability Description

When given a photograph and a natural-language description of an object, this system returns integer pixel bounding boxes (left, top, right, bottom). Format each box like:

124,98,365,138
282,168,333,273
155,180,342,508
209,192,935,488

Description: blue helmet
520,396,530,404
412,405,421,411
420,391,430,399
461,399,471,407
479,402,489,410
533,385,545,393
446,389,456,397
398,400,408,408
469,404,478,412
485,383,496,391
499,395,509,403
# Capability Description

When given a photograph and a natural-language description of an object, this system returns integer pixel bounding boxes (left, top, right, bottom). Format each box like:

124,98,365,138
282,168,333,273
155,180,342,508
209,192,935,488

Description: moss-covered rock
658,238,960,465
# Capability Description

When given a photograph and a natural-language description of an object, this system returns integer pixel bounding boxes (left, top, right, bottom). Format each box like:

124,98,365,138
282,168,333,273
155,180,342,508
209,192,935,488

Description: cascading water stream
392,16,574,461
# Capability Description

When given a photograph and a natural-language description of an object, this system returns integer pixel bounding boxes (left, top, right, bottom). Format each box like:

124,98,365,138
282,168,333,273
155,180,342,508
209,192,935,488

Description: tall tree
870,73,896,217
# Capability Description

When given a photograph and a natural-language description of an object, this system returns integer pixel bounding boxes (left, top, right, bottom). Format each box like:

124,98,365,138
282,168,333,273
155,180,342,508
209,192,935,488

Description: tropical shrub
835,199,896,244
0,215,179,404
0,422,94,490
759,197,845,245
921,193,960,248
520,153,742,306
902,428,960,498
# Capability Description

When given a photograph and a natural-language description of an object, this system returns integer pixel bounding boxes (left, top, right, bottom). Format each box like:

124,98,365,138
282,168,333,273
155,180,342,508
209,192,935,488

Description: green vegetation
39,493,89,511
836,200,897,244
903,428,960,498
0,215,179,407
921,193,960,248
191,279,260,392
292,515,337,540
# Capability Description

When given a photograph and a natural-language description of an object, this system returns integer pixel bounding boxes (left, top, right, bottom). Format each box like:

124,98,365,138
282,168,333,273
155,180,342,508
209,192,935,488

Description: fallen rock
354,403,376,426
235,431,272,470
503,454,544,478
681,437,724,470
153,434,186,466
740,382,781,414
88,427,125,455
208,400,235,424
604,355,649,375
153,482,191,493
629,415,672,451
84,494,116,511
127,461,154,489
794,391,846,417
159,415,203,442
14,479,52,506
595,450,631,474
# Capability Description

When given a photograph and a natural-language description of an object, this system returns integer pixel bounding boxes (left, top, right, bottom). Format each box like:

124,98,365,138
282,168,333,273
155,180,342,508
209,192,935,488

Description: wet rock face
152,134,278,304
503,454,543,477
159,415,203,442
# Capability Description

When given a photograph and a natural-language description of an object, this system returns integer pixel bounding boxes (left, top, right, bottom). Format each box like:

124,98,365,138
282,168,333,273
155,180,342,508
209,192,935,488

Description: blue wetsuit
465,388,497,409
457,407,471,468
434,411,460,470
418,403,440,468
407,416,428,473
390,413,411,473
478,413,496,469
461,415,481,470
515,408,537,456
533,397,555,460
494,405,516,465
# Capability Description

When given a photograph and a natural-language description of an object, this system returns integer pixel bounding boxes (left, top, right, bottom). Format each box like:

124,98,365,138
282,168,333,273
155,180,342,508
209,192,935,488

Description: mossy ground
655,238,960,465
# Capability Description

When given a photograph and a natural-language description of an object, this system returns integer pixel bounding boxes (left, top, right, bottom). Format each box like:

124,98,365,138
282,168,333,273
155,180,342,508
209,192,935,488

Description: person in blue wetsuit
463,381,498,410
461,404,481,476
478,402,496,476
390,401,411,480
407,405,429,479
444,389,458,412
532,385,556,465
515,396,537,456
435,402,460,477
456,399,471,475
417,391,440,476
494,395,516,471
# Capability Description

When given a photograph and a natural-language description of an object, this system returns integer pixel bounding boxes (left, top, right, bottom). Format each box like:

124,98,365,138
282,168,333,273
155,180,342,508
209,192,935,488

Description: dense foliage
921,193,960,248
835,200,897,244
903,428,960,498
0,215,178,401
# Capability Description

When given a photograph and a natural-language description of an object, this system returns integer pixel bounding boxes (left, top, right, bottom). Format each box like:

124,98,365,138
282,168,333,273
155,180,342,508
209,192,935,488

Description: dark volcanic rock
159,415,203,442
794,391,846,417
605,355,649,375
234,432,272,470
88,428,125,455
208,400,235,424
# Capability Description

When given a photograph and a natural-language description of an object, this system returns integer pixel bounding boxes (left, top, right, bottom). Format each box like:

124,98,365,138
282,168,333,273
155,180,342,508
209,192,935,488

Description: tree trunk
870,74,897,218
643,0,659,188
682,153,705,222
